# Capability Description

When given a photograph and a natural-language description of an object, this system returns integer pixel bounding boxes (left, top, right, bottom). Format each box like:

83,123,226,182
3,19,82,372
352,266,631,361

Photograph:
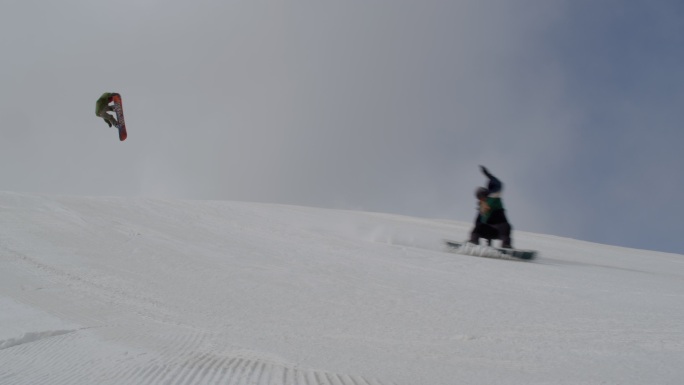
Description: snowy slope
0,192,682,385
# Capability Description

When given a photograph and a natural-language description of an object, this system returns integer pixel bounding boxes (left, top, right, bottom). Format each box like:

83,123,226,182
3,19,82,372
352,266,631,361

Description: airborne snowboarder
95,92,119,128
95,92,127,141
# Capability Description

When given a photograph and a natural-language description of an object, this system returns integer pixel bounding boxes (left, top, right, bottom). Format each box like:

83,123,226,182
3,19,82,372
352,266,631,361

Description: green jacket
95,92,115,116
479,196,504,224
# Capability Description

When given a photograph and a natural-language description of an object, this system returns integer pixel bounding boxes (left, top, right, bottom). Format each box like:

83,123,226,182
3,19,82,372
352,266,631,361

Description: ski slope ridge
1,192,682,385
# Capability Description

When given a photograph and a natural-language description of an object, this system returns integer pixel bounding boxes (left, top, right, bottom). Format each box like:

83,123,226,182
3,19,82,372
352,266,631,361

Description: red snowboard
111,94,127,141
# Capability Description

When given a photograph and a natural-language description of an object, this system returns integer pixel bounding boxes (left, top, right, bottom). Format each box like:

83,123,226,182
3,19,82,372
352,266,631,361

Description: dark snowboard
445,240,537,260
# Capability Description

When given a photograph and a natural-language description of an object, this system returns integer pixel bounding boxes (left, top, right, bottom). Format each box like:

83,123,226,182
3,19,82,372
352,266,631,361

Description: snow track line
0,329,77,350
1,244,199,330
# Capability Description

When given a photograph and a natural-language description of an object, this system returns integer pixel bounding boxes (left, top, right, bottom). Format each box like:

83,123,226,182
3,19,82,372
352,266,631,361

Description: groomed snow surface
1,192,682,385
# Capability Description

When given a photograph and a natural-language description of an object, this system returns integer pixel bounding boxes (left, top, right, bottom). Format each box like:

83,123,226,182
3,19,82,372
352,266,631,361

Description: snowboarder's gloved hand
479,165,492,177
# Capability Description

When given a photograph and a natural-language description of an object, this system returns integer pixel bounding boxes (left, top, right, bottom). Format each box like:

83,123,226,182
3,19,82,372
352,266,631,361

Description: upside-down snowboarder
469,166,513,248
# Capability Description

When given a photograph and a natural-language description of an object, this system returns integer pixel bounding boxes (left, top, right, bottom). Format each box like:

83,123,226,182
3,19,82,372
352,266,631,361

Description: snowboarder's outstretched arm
480,165,502,195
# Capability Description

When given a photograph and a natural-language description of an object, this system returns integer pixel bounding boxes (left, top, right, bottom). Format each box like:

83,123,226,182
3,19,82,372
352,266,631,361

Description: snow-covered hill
1,192,682,384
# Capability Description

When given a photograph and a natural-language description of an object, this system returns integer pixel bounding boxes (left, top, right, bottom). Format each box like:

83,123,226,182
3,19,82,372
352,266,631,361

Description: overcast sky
1,0,682,254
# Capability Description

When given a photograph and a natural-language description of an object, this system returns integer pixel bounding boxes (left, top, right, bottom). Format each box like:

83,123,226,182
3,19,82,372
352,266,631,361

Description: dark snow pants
469,222,512,248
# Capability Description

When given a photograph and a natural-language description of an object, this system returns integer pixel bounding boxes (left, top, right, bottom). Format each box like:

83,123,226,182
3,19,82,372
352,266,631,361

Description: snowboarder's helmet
475,187,489,199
